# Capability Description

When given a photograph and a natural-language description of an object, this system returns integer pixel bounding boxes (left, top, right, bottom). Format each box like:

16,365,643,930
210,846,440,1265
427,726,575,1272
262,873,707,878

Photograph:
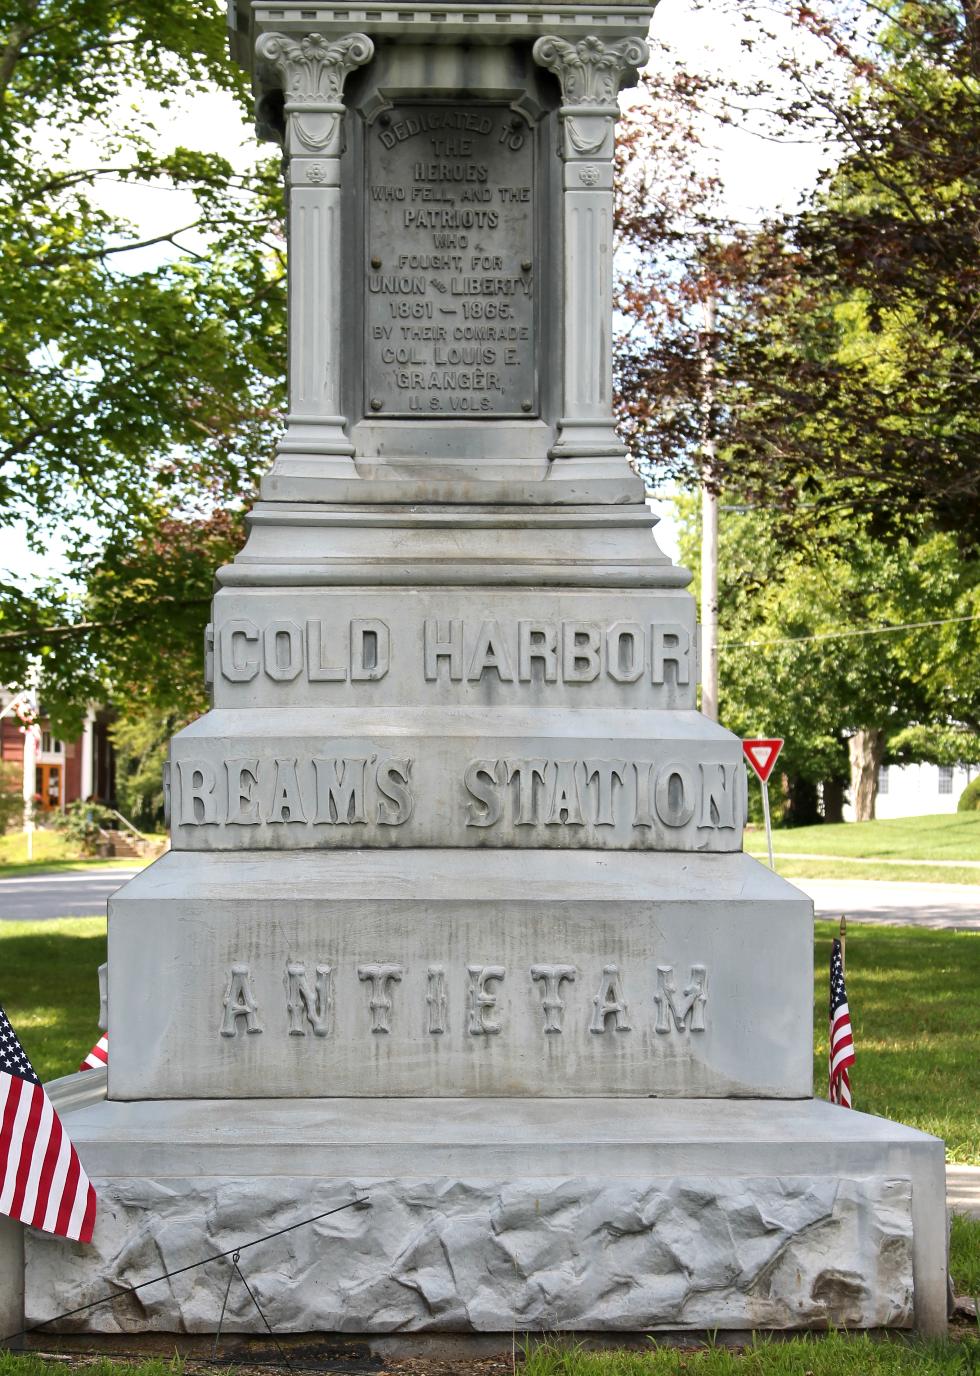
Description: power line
719,612,980,649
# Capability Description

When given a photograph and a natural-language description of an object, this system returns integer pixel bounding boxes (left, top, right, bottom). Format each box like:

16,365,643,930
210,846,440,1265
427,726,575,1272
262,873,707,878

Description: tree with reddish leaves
615,0,980,819
616,0,980,548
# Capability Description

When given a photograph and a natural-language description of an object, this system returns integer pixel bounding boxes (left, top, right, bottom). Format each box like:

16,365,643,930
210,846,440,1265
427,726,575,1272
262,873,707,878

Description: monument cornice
231,1,656,69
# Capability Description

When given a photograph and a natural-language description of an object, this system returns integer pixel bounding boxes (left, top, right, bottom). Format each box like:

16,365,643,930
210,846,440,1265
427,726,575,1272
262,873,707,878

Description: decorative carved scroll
256,33,374,106
531,36,649,110
256,33,374,153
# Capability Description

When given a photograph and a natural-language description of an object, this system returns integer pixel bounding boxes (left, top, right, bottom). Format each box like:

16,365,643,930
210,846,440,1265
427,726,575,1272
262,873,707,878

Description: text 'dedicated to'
365,104,535,418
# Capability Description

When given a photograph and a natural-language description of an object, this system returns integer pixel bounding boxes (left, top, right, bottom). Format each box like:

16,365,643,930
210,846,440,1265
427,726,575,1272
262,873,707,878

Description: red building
0,695,116,812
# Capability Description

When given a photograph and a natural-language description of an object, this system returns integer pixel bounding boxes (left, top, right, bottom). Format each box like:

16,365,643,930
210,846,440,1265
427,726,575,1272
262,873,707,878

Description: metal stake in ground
2,1196,371,1345
741,738,784,871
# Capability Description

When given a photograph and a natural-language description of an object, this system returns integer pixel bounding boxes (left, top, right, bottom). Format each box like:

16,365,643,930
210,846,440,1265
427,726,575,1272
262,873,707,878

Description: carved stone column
533,35,648,469
256,33,374,472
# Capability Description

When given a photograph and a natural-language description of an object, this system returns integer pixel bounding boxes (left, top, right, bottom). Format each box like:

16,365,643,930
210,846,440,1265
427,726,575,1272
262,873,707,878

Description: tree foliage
616,0,980,547
0,0,285,726
0,760,23,832
677,496,980,821
614,0,980,818
111,700,185,829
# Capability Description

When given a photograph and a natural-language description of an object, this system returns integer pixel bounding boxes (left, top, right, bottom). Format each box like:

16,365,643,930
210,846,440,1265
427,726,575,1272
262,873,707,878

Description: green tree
677,495,980,822
0,760,23,832
616,0,980,546
111,702,184,830
614,0,980,823
0,0,285,727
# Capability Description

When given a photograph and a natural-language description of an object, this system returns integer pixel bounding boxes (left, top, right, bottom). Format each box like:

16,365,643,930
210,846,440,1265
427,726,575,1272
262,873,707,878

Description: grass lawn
523,1333,980,1374
757,812,980,861
813,920,980,1162
0,918,976,1159
522,1332,980,1373
0,917,107,1081
0,858,144,878
951,1215,980,1297
2,1335,980,1376
0,830,154,876
772,857,980,885
757,856,980,885
0,920,978,1370
0,831,88,869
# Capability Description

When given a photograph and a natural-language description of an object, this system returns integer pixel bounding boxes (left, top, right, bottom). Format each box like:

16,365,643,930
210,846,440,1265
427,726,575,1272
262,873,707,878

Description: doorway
35,763,63,811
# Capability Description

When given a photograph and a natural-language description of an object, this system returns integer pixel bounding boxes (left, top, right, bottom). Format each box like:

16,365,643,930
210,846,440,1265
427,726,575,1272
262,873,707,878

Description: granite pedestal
3,0,949,1345
24,1087,946,1339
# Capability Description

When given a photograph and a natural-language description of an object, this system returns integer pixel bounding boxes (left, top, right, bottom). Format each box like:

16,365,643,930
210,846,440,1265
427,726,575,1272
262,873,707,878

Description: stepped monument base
24,1086,947,1337
0,0,950,1347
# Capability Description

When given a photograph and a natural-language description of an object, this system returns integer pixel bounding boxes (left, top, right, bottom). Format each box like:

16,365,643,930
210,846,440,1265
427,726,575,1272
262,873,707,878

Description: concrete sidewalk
948,1164,980,1218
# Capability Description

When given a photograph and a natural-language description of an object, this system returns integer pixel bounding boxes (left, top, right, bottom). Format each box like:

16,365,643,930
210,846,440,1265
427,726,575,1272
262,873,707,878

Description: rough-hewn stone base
28,1174,913,1334
17,1094,947,1338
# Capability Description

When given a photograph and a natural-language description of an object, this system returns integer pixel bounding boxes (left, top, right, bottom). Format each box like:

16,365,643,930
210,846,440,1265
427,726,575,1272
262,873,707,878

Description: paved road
794,877,980,930
948,1165,980,1219
4,867,977,929
0,869,139,922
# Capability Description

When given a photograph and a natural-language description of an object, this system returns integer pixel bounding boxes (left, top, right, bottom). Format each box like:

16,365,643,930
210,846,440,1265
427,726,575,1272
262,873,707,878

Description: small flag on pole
80,1034,109,1072
829,935,855,1108
0,1003,97,1242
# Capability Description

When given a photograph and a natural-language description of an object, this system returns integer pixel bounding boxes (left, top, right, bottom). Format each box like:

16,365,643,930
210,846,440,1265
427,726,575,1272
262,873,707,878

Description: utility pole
700,291,719,721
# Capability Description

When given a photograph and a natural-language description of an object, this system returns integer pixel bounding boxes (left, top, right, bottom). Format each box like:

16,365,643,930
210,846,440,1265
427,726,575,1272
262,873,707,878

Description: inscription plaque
365,103,536,417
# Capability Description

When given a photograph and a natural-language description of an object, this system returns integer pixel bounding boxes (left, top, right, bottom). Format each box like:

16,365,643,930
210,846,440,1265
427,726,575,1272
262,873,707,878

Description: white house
843,760,977,821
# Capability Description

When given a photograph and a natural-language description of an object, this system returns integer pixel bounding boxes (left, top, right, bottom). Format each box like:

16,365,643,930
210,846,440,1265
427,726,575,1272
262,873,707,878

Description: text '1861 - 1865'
365,104,535,417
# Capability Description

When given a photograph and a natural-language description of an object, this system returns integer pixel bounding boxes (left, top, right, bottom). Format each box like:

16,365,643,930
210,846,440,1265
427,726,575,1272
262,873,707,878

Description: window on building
877,765,889,795
40,731,63,754
938,765,954,794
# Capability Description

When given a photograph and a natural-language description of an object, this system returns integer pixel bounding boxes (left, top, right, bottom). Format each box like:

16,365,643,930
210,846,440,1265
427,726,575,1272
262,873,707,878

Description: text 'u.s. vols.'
213,616,692,690
365,103,535,417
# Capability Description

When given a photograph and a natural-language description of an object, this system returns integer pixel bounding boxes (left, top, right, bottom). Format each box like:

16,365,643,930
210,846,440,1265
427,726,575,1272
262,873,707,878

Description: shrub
50,799,116,855
958,775,980,812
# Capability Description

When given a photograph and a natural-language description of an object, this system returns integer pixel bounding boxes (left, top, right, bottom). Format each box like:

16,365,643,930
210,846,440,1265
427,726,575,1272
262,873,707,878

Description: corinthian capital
256,32,374,109
532,35,648,110
256,32,373,155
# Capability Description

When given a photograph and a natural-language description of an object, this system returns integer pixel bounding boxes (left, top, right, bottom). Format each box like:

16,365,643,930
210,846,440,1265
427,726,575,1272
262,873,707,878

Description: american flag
829,938,855,1108
0,1004,96,1242
80,1034,109,1072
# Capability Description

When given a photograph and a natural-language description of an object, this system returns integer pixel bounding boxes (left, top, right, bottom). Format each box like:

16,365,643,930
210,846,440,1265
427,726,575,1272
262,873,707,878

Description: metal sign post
760,775,774,869
742,738,784,872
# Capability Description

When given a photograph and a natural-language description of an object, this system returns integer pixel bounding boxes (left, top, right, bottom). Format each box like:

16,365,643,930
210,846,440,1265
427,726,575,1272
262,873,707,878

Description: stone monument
8,0,947,1345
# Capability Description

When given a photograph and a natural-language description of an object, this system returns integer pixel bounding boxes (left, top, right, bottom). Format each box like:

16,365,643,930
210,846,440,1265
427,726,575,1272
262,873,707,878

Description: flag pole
839,914,847,974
